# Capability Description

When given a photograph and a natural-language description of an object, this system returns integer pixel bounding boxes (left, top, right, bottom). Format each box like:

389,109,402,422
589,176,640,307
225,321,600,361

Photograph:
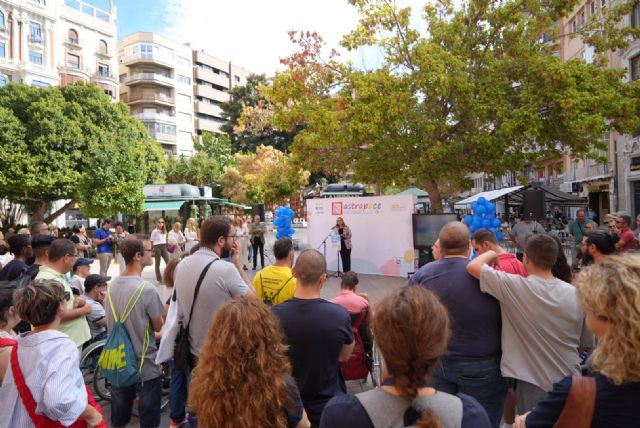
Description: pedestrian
569,209,597,267
150,218,169,282
189,296,310,428
509,216,545,262
168,221,186,260
409,222,505,427
234,216,249,271
184,218,199,254
105,237,164,428
515,254,640,427
70,224,92,259
272,249,354,427
30,235,56,268
172,215,254,425
614,214,638,253
29,221,49,237
320,286,491,428
83,274,110,340
113,221,129,275
334,217,352,272
467,233,595,414
581,230,619,265
472,228,527,276
69,257,94,294
0,288,20,353
249,214,266,270
35,239,91,350
0,234,32,282
93,219,115,276
254,237,297,306
0,279,104,427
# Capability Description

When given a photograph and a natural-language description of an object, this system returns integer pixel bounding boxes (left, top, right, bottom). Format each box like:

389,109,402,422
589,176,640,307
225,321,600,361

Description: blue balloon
489,227,497,233
486,213,495,221
477,197,487,205
469,225,477,233
472,219,482,229
486,201,495,212
492,218,501,228
471,202,477,210
475,205,486,214
481,219,491,228
496,231,503,241
463,215,473,225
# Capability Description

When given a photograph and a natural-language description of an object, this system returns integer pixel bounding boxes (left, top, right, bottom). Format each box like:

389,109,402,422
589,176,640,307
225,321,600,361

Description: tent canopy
398,187,429,198
144,200,185,212
454,184,588,209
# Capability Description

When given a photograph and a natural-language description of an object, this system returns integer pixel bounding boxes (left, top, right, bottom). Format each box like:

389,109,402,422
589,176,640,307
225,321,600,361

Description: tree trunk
422,179,443,213
31,202,49,222
43,199,76,224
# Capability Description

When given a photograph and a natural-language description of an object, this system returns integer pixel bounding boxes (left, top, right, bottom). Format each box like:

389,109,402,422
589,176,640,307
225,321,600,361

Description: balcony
64,0,111,23
64,37,81,49
148,130,177,143
193,84,229,103
194,101,223,118
59,65,91,81
90,71,118,85
194,67,229,89
124,73,174,88
133,112,176,123
123,93,175,106
96,48,111,59
122,53,173,68
195,118,223,133
0,26,8,36
28,34,43,44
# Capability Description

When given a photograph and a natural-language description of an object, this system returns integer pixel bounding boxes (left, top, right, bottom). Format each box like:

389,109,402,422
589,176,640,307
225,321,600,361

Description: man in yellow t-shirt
253,238,296,305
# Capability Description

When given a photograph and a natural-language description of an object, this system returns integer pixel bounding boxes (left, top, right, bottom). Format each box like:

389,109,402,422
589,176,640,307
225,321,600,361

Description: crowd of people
0,210,637,428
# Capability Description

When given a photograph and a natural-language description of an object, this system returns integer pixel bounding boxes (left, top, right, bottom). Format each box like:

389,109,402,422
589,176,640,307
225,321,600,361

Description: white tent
454,185,523,209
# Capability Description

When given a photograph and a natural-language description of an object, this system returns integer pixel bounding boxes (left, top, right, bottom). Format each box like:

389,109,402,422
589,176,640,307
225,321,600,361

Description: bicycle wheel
371,341,383,387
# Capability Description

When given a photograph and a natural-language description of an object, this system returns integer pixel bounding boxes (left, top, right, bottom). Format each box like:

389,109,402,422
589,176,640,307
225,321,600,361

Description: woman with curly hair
188,296,309,428
320,286,491,428
516,254,640,427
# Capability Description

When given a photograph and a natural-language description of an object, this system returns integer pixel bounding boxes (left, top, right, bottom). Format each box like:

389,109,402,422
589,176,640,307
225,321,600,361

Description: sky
105,0,426,76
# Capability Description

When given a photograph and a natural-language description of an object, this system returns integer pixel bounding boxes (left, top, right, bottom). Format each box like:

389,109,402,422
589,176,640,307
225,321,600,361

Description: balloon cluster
274,206,296,239
463,197,503,241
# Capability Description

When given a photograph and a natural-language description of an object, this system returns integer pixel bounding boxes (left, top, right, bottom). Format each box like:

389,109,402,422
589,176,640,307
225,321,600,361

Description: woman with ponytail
320,285,491,428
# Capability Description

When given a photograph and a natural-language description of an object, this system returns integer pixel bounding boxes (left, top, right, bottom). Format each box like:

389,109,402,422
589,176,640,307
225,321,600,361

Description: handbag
156,290,180,364
553,375,596,428
173,258,217,370
0,338,106,428
166,243,176,253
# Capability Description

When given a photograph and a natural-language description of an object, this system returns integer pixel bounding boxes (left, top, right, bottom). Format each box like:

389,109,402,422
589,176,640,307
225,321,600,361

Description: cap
84,274,111,289
31,235,56,249
73,258,94,270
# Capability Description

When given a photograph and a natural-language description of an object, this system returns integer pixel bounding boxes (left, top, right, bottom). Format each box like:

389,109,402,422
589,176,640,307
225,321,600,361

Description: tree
0,83,165,220
219,145,310,205
265,0,640,212
220,74,298,153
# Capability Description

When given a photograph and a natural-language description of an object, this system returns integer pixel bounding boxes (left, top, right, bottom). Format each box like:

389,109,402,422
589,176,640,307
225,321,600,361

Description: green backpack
97,281,150,387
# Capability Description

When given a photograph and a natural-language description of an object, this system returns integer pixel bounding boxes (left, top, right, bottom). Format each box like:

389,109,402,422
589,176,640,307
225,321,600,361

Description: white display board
306,195,416,277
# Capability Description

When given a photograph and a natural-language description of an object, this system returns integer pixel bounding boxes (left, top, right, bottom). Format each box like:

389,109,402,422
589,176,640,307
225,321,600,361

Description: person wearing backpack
253,237,297,306
320,286,491,428
104,238,164,428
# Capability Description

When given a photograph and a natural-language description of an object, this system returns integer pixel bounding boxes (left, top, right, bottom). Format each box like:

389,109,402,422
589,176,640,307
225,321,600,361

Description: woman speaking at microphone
336,217,352,272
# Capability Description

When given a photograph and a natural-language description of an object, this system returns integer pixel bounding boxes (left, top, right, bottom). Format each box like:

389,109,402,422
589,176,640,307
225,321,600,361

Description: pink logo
332,202,343,215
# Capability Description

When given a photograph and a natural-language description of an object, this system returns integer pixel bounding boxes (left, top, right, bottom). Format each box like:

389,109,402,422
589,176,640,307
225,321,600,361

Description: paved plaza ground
92,226,405,426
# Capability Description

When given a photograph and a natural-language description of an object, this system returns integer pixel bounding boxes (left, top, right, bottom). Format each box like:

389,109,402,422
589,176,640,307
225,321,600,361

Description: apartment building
118,32,196,156
0,0,117,97
192,49,251,135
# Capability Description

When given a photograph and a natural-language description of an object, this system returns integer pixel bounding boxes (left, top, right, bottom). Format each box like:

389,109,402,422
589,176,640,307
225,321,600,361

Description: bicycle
79,338,170,415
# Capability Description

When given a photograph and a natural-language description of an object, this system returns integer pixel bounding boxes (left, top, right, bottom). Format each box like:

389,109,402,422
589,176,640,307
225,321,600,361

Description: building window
98,39,108,54
29,22,42,43
601,0,606,8
570,19,576,33
178,94,191,104
578,11,585,29
179,112,192,121
177,75,191,85
0,42,5,58
589,1,596,14
98,64,109,77
633,2,640,28
66,53,80,69
31,80,49,88
0,11,5,29
29,50,43,65
234,75,240,83
176,56,190,67
631,55,640,81
68,28,78,44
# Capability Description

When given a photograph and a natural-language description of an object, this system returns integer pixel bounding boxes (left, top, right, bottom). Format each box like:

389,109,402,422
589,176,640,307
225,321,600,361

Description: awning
144,200,186,212
454,186,524,208
222,201,251,210
398,187,429,198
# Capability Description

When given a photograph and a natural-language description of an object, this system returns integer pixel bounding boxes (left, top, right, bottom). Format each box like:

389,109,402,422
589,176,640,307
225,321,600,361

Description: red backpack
340,309,370,381
0,338,106,428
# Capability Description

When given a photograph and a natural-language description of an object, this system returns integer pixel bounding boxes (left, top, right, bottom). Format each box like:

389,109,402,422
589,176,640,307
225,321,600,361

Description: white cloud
160,0,425,76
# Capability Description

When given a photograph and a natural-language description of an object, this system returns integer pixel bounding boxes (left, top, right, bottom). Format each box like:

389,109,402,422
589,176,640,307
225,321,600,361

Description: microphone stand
317,229,341,278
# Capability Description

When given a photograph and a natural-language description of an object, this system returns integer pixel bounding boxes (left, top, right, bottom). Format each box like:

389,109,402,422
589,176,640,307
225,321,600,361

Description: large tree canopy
265,0,640,211
0,83,165,220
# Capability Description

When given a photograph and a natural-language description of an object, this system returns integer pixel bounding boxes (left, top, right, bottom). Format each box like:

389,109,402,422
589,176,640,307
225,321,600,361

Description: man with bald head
408,221,505,428
272,249,354,428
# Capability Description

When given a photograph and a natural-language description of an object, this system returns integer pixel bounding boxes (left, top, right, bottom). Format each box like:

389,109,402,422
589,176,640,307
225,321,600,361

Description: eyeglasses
144,248,154,253
62,291,71,302
225,235,237,240
67,252,78,258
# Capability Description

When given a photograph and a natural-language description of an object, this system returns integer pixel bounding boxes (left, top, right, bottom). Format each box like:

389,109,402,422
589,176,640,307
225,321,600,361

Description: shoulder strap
107,280,149,324
553,375,596,428
186,259,217,329
352,308,367,329
270,276,293,302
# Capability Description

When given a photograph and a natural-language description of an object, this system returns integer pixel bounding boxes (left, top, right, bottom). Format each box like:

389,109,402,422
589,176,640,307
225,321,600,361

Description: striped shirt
0,330,87,427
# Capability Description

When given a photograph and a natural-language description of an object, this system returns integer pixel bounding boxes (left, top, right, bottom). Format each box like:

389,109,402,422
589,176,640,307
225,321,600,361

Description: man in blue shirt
408,221,505,428
93,218,114,276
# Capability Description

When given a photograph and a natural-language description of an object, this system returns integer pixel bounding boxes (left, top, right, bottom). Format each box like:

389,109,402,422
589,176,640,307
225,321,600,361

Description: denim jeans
168,360,189,422
110,376,163,428
434,357,507,428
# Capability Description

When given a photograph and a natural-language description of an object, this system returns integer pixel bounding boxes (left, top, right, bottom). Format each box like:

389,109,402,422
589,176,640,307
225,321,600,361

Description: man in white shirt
69,258,93,294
